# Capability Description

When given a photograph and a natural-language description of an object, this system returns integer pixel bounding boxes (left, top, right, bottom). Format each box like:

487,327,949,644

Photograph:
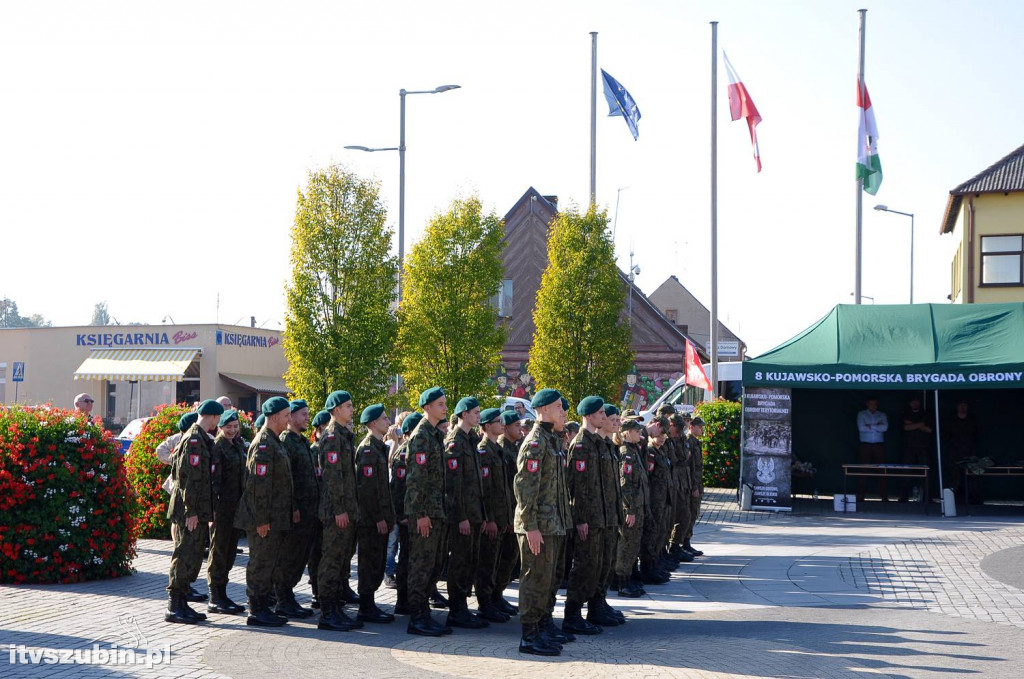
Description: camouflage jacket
646,437,674,511
687,433,704,491
234,426,294,530
281,429,320,521
167,423,214,522
514,422,571,536
618,441,649,519
211,432,247,512
478,436,513,528
599,435,624,527
444,426,487,525
498,435,520,499
390,440,409,522
317,421,359,522
355,434,395,527
404,418,446,521
566,428,605,527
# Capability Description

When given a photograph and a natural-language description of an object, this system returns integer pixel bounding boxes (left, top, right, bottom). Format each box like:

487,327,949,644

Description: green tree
91,301,110,326
0,297,50,328
529,205,633,414
283,166,399,409
398,196,507,403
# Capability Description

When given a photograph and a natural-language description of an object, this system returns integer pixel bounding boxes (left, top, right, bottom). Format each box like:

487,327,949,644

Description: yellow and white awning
73,348,201,382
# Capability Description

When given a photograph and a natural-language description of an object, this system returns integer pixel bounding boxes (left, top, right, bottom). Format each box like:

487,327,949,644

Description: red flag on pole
723,51,762,172
685,340,713,391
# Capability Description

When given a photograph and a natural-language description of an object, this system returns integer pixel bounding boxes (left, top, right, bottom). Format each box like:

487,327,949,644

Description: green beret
262,396,290,417
360,403,386,425
401,412,423,435
501,411,521,426
218,410,239,427
289,399,309,413
311,410,330,428
324,390,352,411
603,404,620,417
197,399,225,416
531,388,561,408
254,414,266,429
454,396,479,416
419,387,444,408
577,396,605,417
479,408,501,425
177,412,199,432
560,397,570,411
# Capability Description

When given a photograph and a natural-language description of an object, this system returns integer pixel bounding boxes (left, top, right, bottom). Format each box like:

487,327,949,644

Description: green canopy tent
742,303,1024,513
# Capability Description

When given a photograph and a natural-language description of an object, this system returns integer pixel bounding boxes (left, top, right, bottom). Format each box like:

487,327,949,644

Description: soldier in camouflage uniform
165,399,223,624
474,407,512,623
614,416,648,597
233,397,293,627
390,412,421,616
595,404,625,624
514,389,572,656
206,409,247,615
684,416,705,556
492,410,523,616
354,403,396,623
640,416,674,584
315,390,364,632
664,410,694,562
404,387,452,637
306,409,329,609
563,396,609,635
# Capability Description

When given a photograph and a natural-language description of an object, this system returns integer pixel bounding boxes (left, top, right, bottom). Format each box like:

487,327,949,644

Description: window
491,279,513,318
981,235,1023,285
665,309,677,323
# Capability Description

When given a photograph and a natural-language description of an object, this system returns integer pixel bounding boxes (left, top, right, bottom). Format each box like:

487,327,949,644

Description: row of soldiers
162,387,705,657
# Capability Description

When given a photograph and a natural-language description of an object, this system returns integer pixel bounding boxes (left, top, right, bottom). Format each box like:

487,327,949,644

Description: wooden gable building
492,187,709,412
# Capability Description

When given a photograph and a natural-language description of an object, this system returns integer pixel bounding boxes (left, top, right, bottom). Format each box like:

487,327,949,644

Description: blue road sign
12,362,25,382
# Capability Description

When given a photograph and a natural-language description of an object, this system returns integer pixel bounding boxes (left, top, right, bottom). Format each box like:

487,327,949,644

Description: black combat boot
562,600,603,635
208,584,245,614
165,591,197,625
583,598,618,627
317,597,360,631
630,562,647,595
477,597,510,623
669,543,687,560
540,614,570,645
595,593,625,625
341,581,361,605
618,577,644,598
429,585,449,609
357,598,396,624
246,595,288,627
394,586,412,616
407,606,445,637
519,623,561,656
446,598,487,629
683,538,703,556
275,589,315,619
179,595,207,622
187,584,209,602
493,593,518,616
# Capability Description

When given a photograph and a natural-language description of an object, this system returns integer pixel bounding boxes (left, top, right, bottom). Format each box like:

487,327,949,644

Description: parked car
638,362,743,424
500,396,536,420
116,417,151,455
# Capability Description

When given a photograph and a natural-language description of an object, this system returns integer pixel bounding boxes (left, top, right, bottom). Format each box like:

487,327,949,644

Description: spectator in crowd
74,393,95,417
216,396,233,409
855,396,889,502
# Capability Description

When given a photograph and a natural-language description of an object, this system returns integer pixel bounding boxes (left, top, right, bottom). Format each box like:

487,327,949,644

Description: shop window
980,235,1023,285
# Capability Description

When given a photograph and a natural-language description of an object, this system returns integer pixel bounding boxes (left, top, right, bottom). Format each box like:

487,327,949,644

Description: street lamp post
345,84,460,303
874,204,915,304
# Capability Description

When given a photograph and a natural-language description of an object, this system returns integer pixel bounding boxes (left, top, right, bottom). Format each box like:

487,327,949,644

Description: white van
637,361,743,423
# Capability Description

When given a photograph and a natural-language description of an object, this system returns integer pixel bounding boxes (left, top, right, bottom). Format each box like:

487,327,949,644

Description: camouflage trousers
686,491,702,540
670,488,693,546
547,534,566,614
475,528,503,606
274,515,317,592
168,519,209,594
317,521,356,600
395,523,410,596
446,523,480,607
492,528,520,598
599,525,618,593
615,514,644,577
566,527,605,605
356,525,389,599
245,529,286,598
307,521,323,597
641,503,671,564
206,509,240,587
517,532,558,626
407,519,448,613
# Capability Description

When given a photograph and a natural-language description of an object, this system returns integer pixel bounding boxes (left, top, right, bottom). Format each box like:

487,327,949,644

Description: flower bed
695,399,742,488
0,405,135,584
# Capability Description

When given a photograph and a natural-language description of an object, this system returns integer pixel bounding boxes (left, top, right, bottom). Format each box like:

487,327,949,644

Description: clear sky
2,0,1022,354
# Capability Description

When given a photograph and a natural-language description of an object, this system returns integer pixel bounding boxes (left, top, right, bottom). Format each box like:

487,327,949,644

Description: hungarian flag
856,78,883,195
723,52,762,172
684,339,713,391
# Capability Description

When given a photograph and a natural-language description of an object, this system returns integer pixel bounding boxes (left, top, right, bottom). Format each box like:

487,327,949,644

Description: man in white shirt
856,397,889,502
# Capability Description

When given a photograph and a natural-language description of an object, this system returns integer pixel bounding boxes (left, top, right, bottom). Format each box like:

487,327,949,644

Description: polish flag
685,340,713,391
723,51,762,172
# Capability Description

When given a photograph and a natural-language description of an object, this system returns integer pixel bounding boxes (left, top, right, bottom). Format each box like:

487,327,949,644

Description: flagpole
855,9,867,305
590,31,598,208
710,21,719,398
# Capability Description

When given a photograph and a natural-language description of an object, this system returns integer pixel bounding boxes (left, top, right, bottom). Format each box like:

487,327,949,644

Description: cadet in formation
613,416,648,597
474,407,514,623
389,411,422,616
306,408,330,608
206,409,247,615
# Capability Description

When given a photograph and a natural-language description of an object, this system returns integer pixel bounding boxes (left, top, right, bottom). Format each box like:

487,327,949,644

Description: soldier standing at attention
474,407,512,623
354,403,396,623
563,396,609,635
595,404,625,625
443,397,490,630
206,409,247,616
684,416,706,557
614,416,648,597
515,388,571,656
666,411,694,562
315,390,364,632
270,399,317,619
390,412,421,616
404,387,452,637
233,397,293,627
165,399,223,624
640,416,674,585
306,409,330,609
492,410,523,617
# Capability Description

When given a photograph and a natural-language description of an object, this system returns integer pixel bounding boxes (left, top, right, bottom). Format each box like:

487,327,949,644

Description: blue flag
601,69,641,140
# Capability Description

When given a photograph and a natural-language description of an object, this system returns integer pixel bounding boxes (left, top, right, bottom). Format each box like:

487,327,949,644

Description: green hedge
0,405,135,584
695,399,741,488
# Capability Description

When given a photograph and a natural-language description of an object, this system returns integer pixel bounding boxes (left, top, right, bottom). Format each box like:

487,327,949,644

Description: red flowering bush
0,405,135,584
695,399,742,488
125,404,255,540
